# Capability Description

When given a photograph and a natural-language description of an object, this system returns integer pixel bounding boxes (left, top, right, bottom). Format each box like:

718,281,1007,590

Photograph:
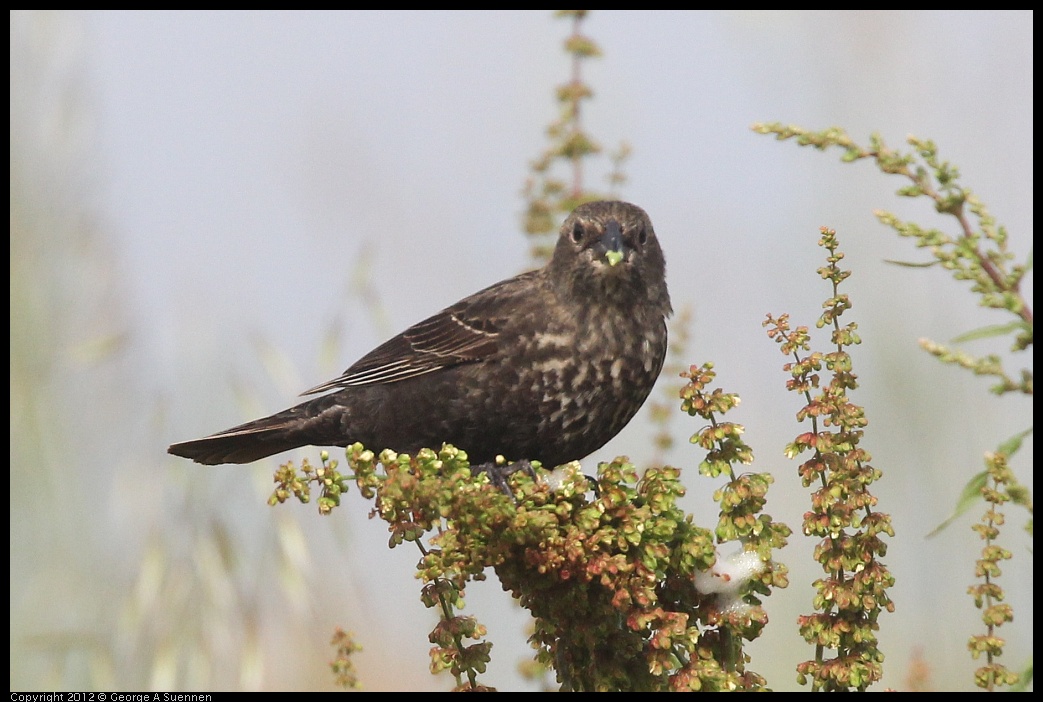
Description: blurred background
10,10,1032,691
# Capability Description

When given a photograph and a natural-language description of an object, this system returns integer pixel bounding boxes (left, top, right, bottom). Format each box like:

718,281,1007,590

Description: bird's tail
167,396,341,465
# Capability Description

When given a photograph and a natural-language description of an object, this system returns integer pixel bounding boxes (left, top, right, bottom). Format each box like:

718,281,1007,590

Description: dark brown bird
168,200,671,469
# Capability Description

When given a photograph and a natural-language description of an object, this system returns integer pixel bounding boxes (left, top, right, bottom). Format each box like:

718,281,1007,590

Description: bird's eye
637,226,649,246
570,222,584,245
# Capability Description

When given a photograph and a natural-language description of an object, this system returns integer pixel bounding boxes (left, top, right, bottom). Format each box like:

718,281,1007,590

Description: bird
168,200,672,472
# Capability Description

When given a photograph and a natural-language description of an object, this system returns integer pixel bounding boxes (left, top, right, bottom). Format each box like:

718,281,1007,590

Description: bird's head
550,200,671,313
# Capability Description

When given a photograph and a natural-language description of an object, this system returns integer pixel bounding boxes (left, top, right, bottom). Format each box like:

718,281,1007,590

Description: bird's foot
583,473,601,498
470,458,539,499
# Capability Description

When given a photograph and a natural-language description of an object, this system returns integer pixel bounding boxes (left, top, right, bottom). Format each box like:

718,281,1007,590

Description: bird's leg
469,458,539,499
469,459,600,500
582,473,601,498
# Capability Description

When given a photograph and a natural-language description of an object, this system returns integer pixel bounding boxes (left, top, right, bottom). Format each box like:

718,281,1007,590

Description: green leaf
883,259,939,268
1009,657,1033,692
997,427,1033,457
926,470,989,538
950,322,1030,344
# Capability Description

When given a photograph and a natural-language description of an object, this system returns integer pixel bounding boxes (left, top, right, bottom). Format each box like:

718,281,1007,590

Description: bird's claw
583,473,601,498
470,459,538,500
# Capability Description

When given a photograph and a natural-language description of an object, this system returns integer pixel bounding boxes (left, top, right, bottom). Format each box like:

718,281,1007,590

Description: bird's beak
599,220,626,267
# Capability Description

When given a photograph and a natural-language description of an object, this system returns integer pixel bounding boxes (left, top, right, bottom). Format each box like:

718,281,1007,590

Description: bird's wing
301,273,537,395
